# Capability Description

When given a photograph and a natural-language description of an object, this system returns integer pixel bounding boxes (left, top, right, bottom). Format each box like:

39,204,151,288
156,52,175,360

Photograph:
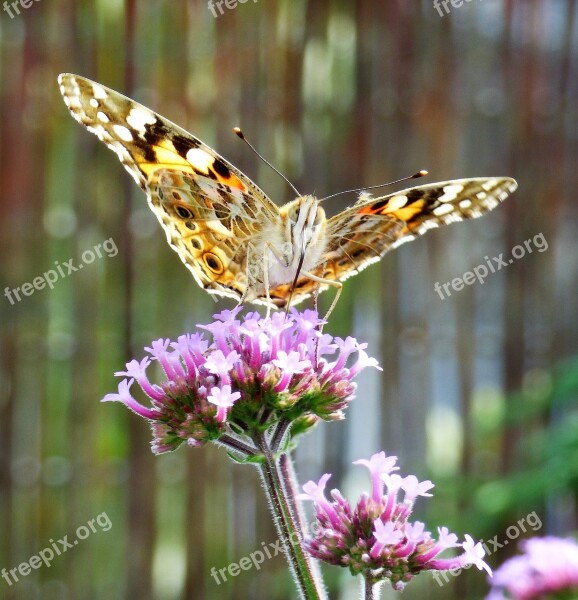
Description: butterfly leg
246,241,276,318
301,271,343,324
235,243,258,309
262,245,272,319
263,241,294,318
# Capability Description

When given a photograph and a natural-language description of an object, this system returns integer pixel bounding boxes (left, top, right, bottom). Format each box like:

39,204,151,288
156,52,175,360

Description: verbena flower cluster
486,536,578,600
299,452,491,591
103,308,380,453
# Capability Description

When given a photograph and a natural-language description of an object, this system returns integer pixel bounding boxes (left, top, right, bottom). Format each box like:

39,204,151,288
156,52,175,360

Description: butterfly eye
175,205,193,219
287,205,299,222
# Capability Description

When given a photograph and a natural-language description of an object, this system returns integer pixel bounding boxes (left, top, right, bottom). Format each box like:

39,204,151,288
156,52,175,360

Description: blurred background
1,0,577,598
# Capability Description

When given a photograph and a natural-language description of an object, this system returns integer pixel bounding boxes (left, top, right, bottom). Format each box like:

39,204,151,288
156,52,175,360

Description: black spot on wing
132,137,157,162
369,198,389,212
172,133,200,158
141,121,172,148
212,157,230,178
406,189,426,204
175,206,193,219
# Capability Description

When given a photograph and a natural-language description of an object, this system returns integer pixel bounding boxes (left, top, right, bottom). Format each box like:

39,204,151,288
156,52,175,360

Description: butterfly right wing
268,177,517,306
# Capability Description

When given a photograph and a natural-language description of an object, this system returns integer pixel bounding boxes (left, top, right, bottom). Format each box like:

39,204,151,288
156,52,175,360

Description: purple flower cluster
487,536,578,600
103,308,379,453
299,452,491,591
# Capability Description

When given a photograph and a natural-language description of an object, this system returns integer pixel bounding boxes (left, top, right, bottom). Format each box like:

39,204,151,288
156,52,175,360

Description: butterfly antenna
234,127,302,197
319,170,429,202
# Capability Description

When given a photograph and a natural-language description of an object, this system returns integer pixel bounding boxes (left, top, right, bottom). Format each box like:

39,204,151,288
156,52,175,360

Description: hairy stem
362,574,382,600
254,432,326,600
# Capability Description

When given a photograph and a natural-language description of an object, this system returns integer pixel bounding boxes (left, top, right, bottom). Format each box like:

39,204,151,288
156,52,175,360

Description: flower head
300,452,490,591
486,536,578,600
102,309,379,453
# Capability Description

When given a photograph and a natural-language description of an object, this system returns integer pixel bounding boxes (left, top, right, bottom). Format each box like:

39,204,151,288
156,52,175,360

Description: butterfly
58,73,517,313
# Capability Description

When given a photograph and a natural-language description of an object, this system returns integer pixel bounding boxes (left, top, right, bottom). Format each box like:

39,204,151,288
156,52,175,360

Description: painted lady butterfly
58,73,517,311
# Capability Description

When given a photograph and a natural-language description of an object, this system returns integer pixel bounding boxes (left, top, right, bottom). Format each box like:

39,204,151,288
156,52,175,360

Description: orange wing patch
138,142,246,191
181,146,246,190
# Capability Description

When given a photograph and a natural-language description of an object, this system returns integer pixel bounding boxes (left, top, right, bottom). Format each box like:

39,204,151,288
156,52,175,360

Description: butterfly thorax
256,195,327,289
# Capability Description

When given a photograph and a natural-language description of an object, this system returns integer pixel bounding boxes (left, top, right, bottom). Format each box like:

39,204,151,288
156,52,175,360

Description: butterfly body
273,196,328,280
58,73,518,309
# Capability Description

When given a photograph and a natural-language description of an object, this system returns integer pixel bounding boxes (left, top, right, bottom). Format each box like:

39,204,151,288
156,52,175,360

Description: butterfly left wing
58,73,281,303
268,177,517,306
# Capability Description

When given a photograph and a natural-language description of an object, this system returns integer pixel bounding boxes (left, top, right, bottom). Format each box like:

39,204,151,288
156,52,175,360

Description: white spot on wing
92,83,108,100
89,98,99,108
433,203,454,216
438,184,464,203
126,107,157,131
386,195,408,211
97,111,110,123
186,148,213,173
481,179,499,191
112,124,133,142
459,199,472,209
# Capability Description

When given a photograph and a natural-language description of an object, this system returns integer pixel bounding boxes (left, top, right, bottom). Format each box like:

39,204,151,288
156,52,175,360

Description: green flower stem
363,574,382,600
219,434,257,456
279,453,307,535
270,418,291,453
253,432,326,600
280,452,327,593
